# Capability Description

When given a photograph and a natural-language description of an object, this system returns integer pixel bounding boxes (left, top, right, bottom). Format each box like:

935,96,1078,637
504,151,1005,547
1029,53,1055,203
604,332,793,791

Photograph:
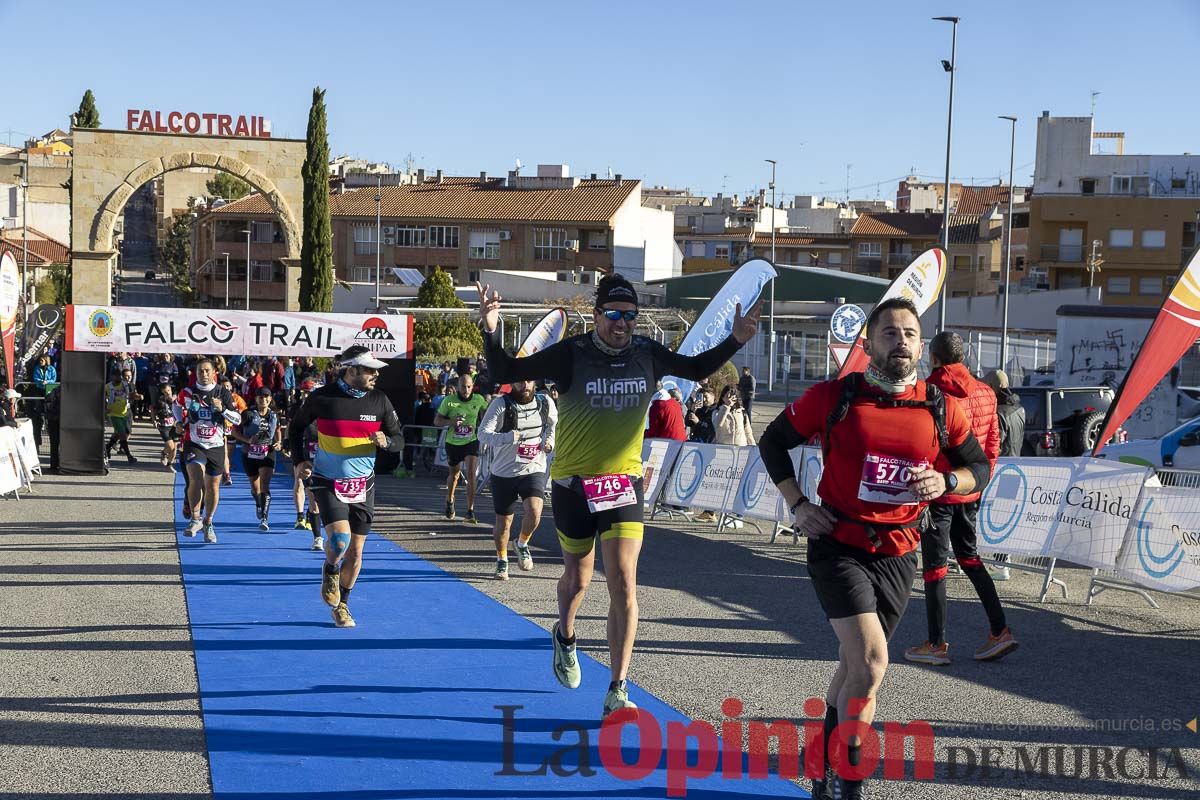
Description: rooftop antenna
721,174,728,194
607,166,614,179
845,163,853,204
1090,90,1101,118
514,158,522,176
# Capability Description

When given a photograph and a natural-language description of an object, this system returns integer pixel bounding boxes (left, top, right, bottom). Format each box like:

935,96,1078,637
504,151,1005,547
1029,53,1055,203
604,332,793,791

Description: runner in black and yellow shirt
478,274,761,717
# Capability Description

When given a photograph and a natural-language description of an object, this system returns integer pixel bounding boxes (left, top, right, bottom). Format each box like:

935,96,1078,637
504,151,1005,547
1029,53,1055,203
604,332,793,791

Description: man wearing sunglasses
477,273,762,717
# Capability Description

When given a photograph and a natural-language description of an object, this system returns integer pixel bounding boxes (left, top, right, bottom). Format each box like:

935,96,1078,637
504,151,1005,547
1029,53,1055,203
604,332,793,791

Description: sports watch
942,471,959,494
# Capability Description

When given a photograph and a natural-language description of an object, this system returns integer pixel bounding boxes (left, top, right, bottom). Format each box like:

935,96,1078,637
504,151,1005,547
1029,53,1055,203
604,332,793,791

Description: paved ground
2,425,1198,799
0,428,210,798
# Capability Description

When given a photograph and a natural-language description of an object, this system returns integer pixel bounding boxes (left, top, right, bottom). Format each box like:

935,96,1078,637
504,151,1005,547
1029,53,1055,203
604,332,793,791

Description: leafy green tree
158,199,196,305
72,90,100,128
299,87,333,312
206,172,250,201
410,267,482,358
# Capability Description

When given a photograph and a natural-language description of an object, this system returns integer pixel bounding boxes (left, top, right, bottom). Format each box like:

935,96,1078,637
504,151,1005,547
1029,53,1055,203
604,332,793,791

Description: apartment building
192,165,677,308
1028,112,1200,306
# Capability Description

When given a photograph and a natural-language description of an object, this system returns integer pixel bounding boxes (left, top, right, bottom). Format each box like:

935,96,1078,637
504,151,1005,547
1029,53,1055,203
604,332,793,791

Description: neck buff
195,381,217,392
864,364,917,395
337,378,367,399
590,330,629,357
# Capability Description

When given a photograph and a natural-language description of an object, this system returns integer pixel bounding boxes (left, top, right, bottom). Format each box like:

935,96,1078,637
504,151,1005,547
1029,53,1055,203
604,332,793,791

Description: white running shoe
516,543,534,572
185,519,202,537
259,518,270,531
203,523,217,543
311,535,324,552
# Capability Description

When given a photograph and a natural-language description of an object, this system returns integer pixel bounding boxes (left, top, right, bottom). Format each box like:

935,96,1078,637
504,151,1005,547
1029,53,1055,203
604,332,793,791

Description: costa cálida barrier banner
65,305,413,358
637,438,1200,594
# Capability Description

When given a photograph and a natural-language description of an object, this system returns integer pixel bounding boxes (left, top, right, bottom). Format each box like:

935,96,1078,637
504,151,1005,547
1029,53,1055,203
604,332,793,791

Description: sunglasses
598,308,638,322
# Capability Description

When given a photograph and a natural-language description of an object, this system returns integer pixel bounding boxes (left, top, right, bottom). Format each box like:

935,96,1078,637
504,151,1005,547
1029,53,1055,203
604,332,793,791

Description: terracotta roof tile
850,213,943,238
956,184,1017,215
209,178,640,225
0,228,69,264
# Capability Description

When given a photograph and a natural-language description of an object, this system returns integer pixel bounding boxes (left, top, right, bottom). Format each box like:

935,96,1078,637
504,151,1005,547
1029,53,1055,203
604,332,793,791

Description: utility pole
765,159,777,392
934,15,960,333
375,175,383,311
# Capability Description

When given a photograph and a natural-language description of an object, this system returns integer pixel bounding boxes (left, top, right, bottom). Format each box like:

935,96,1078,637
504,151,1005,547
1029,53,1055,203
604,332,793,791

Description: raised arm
476,282,573,387
652,300,763,381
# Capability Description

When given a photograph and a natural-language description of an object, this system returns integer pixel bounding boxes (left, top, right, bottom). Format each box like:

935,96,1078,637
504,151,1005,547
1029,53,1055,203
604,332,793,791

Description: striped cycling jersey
286,382,403,480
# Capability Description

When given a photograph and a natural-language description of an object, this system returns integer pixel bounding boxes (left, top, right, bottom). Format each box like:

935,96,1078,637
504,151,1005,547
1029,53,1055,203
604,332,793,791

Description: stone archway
71,128,307,310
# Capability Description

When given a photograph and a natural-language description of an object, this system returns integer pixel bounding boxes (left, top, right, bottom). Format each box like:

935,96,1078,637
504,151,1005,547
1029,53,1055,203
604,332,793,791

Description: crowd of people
4,270,1040,798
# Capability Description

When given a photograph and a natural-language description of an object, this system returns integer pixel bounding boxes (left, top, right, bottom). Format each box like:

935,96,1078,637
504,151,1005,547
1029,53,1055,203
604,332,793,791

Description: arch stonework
71,128,307,310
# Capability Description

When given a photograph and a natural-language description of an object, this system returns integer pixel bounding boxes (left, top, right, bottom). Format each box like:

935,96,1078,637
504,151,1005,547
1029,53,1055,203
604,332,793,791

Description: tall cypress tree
72,90,100,128
299,87,333,312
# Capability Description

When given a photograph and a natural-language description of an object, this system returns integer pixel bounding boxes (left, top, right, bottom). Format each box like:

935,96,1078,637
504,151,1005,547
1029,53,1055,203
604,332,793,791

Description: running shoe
602,680,637,718
311,535,324,552
321,567,341,607
184,518,202,537
464,509,479,525
988,565,1012,581
294,516,307,530
222,473,233,486
331,603,355,628
904,641,951,666
445,501,456,521
810,765,837,800
126,454,138,464
495,559,509,581
259,517,270,532
551,622,581,689
975,628,1019,661
203,523,217,543
516,543,534,572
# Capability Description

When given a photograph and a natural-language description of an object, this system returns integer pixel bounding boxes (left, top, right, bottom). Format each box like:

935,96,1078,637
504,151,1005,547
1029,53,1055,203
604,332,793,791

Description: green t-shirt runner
438,392,489,445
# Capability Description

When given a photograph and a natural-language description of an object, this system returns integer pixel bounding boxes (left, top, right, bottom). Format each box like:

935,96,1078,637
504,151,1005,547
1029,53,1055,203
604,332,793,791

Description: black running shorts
445,439,480,467
309,474,375,537
806,535,918,640
491,472,548,516
183,442,226,477
158,424,180,443
242,453,276,476
551,476,644,557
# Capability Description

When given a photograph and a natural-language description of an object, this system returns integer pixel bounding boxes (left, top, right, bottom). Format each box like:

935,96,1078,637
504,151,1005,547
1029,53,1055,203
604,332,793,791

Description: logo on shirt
586,377,646,411
359,414,378,421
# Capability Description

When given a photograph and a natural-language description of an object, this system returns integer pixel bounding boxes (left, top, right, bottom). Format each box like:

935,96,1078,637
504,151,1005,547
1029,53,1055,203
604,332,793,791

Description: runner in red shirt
757,297,991,800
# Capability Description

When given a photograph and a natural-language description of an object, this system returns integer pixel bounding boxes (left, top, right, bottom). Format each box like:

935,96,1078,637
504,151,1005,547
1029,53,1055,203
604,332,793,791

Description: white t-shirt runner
477,394,558,479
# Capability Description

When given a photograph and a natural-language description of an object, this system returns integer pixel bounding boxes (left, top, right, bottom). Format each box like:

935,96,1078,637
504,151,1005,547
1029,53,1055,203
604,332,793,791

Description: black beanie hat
595,274,638,308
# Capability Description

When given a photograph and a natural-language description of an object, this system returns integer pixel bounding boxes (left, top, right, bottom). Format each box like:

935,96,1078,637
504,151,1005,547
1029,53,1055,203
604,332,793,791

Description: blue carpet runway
175,467,808,798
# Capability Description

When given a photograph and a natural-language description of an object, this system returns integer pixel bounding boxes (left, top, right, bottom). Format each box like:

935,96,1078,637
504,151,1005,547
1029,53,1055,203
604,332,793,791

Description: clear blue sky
5,0,1198,201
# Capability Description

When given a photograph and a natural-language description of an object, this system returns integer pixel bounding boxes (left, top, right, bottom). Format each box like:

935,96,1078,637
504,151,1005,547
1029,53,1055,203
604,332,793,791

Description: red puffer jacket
928,362,999,504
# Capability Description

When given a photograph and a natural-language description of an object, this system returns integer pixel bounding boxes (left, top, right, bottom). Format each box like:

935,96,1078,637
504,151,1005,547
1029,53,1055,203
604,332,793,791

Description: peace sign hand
732,300,764,345
476,282,502,334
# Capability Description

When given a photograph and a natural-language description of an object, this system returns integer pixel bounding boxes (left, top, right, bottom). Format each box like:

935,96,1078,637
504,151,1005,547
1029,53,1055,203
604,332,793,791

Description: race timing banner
65,305,413,359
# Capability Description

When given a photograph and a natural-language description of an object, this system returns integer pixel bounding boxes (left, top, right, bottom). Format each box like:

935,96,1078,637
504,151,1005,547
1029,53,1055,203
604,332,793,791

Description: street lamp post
999,116,1017,371
765,158,777,392
375,176,383,311
242,229,252,310
222,252,230,308
934,15,960,333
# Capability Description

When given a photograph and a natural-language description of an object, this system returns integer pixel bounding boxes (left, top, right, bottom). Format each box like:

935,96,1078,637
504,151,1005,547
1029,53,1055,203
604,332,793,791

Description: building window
686,215,698,228
252,221,274,243
1142,230,1166,248
250,260,274,282
350,265,380,283
427,225,459,248
714,244,730,260
468,230,500,259
828,252,843,265
1139,277,1164,295
952,255,971,270
1108,276,1131,294
1080,179,1096,195
353,225,377,255
858,242,881,258
1109,229,1133,248
1111,176,1132,194
1172,178,1187,191
533,228,567,261
586,231,608,251
689,242,705,258
396,226,427,247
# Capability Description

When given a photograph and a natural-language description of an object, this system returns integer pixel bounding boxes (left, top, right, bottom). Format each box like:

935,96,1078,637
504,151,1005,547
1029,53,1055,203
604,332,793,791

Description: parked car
1013,385,1127,457
144,269,156,281
1094,415,1200,469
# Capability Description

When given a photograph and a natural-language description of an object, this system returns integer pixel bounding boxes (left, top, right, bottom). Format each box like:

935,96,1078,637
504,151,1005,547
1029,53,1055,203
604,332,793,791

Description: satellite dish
515,158,522,170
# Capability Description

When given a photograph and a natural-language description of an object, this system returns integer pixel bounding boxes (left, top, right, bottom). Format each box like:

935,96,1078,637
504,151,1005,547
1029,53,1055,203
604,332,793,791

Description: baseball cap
983,369,1010,391
255,387,273,397
338,346,388,370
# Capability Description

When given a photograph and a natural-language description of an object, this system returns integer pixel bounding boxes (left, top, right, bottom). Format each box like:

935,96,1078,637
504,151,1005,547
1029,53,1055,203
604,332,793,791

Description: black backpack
498,393,550,436
822,372,950,459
